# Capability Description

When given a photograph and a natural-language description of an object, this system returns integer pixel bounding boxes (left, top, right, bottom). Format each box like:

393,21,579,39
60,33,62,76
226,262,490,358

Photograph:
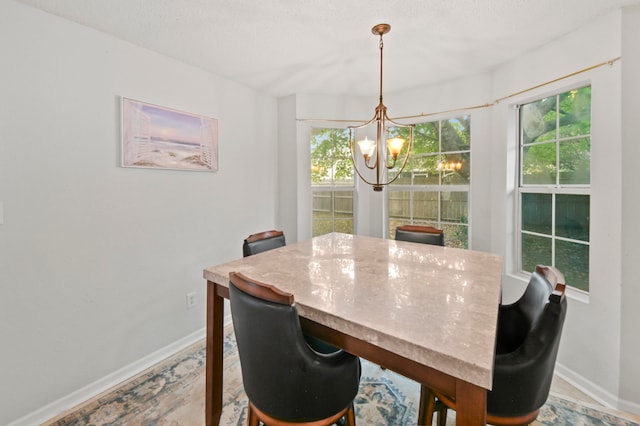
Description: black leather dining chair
421,265,568,426
242,229,286,257
394,224,445,246
229,272,361,426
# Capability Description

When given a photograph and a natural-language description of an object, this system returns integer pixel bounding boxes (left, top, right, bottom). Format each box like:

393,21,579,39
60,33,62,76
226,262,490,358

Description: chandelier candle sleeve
348,23,415,192
387,137,405,158
358,137,376,159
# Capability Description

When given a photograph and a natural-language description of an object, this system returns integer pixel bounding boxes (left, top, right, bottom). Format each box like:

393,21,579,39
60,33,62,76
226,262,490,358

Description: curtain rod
296,56,621,124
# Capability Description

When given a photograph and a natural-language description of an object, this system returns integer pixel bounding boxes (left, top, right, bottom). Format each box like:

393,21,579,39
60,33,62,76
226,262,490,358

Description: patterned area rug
45,327,639,426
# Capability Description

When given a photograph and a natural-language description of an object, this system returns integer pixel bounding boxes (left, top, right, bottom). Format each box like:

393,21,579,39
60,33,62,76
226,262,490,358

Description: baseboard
618,397,640,417
8,327,206,426
555,363,640,416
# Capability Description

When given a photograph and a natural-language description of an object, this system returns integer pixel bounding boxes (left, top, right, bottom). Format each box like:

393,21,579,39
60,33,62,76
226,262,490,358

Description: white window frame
515,85,591,294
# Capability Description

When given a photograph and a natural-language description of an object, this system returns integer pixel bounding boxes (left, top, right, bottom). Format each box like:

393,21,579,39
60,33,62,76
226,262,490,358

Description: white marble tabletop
203,232,503,389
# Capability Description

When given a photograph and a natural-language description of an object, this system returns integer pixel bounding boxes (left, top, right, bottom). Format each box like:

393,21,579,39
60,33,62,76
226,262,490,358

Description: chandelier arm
364,158,377,169
385,117,415,129
348,113,382,130
356,150,411,189
352,160,382,187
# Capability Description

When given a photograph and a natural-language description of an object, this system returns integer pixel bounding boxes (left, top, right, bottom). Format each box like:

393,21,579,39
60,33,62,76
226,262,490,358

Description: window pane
413,122,439,154
440,152,470,185
312,191,354,237
521,96,557,144
558,87,591,138
521,233,552,273
522,143,556,185
333,218,353,234
312,219,331,237
441,191,468,224
559,138,590,185
556,240,589,292
411,155,439,185
313,191,332,215
442,224,468,249
334,133,354,185
522,193,552,234
389,117,470,248
388,190,410,219
392,167,413,185
334,192,353,215
441,116,470,152
333,160,354,185
556,194,589,241
310,128,353,186
394,155,439,185
311,157,333,185
412,191,438,221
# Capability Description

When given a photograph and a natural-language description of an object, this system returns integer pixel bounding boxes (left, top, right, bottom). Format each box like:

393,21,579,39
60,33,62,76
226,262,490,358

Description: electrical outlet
186,292,197,309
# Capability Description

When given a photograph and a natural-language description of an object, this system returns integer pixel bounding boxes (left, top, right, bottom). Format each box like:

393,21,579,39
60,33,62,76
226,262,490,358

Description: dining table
203,232,503,425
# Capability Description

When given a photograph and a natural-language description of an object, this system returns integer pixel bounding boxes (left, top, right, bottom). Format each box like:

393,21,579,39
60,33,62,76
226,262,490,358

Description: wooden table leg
205,281,224,426
418,384,437,425
454,380,486,425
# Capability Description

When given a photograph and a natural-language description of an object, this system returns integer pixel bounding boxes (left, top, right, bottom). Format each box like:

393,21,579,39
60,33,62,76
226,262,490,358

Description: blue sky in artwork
140,102,203,144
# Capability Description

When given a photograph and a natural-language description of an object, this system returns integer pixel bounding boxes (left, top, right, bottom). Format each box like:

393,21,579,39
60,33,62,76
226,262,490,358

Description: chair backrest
495,265,561,354
228,272,360,422
488,265,568,418
242,230,286,257
394,225,445,246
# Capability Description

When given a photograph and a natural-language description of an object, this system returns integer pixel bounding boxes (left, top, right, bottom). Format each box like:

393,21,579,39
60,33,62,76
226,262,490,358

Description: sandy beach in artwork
128,140,216,171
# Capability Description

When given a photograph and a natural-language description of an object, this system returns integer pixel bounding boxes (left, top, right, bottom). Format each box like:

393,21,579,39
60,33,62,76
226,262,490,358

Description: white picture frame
121,97,218,172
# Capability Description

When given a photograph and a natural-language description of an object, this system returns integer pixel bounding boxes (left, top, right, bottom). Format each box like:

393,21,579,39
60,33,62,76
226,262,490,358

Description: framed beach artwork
121,97,218,172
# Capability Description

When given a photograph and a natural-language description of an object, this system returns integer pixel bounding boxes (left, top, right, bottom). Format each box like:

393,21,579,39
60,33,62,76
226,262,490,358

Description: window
388,116,470,248
518,86,591,292
310,128,355,236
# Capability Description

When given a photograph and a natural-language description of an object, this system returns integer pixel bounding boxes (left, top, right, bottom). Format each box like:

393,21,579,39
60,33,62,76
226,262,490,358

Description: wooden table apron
203,233,502,426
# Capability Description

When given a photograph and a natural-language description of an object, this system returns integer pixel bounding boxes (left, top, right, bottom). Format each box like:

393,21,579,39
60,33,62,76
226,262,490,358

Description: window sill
505,272,590,304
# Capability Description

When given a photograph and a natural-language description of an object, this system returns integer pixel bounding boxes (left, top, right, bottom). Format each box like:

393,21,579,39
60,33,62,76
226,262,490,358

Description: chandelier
349,24,414,192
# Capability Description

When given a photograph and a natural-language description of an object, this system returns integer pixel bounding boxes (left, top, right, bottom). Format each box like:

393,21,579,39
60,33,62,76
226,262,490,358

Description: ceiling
16,0,640,98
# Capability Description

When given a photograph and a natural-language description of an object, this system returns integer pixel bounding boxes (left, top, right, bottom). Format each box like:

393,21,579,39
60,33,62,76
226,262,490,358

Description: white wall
0,2,278,424
620,4,640,412
278,96,299,242
280,8,640,415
